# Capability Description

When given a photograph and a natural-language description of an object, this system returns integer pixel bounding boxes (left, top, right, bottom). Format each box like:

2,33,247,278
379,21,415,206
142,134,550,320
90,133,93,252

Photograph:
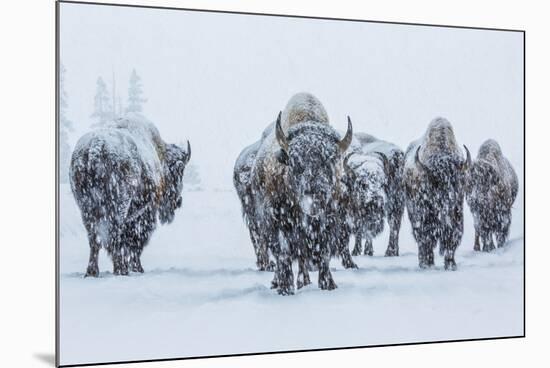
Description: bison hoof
319,277,337,291
385,249,398,257
297,275,311,290
320,281,337,291
85,267,99,278
351,249,361,256
277,285,295,296
419,262,432,269
114,268,129,276
131,265,144,273
343,260,358,269
365,250,374,257
444,260,457,271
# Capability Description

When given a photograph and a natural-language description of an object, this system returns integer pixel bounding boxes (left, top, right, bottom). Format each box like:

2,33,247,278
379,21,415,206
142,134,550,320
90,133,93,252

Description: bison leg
496,213,511,248
112,244,129,276
473,229,481,252
442,227,460,270
481,231,495,252
341,250,358,269
385,208,402,257
275,253,294,295
250,223,269,271
339,232,358,269
318,256,337,290
271,229,294,295
130,248,144,273
364,235,374,256
352,234,362,256
296,257,311,290
443,248,457,271
418,241,435,269
318,238,337,290
85,235,100,277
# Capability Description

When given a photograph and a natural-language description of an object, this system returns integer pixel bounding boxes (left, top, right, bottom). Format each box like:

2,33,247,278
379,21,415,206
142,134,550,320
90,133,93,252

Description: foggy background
59,3,523,195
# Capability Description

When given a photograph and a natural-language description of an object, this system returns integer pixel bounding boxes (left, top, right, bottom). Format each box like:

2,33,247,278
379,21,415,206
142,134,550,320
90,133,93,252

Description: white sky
59,3,523,193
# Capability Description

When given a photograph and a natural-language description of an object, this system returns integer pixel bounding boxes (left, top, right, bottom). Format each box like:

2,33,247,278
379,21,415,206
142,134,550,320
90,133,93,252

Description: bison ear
175,160,186,176
276,149,289,165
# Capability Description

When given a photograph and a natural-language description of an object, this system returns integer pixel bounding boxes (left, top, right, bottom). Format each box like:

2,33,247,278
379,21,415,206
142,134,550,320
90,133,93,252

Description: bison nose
176,197,182,208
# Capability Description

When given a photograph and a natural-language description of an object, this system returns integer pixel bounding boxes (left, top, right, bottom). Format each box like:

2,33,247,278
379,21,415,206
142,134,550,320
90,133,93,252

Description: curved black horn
185,140,191,164
415,146,430,173
461,144,471,171
275,111,288,152
374,151,390,174
343,153,353,173
338,116,353,153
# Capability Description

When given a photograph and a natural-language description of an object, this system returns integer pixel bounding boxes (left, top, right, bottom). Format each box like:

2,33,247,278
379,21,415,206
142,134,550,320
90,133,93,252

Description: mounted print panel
56,1,524,366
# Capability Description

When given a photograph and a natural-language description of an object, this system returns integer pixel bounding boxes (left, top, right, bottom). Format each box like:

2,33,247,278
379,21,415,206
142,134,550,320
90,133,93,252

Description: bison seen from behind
404,117,470,270
70,114,191,276
466,139,518,251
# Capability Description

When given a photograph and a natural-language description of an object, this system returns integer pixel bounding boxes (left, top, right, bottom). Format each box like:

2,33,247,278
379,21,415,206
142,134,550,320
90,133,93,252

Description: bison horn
275,111,289,152
343,153,353,173
185,140,191,164
338,116,353,153
374,151,390,174
415,146,430,173
461,144,471,172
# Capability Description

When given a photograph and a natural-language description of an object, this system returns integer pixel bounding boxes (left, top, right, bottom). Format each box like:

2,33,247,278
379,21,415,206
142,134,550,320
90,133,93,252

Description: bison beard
70,116,190,276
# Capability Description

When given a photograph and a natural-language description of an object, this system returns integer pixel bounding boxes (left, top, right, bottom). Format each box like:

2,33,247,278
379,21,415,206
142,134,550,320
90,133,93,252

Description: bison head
275,111,352,217
159,141,191,224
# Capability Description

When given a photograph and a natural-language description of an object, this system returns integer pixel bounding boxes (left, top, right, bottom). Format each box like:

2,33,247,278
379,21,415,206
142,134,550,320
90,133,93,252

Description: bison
70,114,191,276
233,133,274,271
403,117,470,270
465,139,518,251
339,133,405,258
250,92,352,295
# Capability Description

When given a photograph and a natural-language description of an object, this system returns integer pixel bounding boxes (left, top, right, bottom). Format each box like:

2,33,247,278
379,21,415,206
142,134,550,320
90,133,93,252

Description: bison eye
276,149,289,165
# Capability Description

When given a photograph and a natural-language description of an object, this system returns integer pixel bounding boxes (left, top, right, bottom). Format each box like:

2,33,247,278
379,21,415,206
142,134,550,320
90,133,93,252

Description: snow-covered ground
58,183,523,366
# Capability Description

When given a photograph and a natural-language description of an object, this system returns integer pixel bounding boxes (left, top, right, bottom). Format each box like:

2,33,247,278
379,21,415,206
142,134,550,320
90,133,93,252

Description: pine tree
59,63,74,183
91,76,112,126
126,69,147,113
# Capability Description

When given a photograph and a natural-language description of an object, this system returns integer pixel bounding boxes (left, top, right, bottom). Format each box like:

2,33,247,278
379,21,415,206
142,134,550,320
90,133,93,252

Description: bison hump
73,114,165,187
281,92,329,130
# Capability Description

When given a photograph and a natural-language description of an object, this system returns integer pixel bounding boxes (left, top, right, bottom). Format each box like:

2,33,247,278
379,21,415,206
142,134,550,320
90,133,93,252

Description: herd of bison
69,92,518,295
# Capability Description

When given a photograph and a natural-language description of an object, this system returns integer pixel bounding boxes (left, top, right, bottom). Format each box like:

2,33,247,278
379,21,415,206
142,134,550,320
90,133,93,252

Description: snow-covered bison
233,128,275,271
70,114,191,276
250,92,352,295
339,133,405,258
465,139,518,251
404,117,470,270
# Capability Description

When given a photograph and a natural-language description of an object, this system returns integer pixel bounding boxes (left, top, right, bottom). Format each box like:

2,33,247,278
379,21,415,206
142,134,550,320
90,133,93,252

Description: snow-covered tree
59,63,74,183
126,69,147,113
91,76,112,126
